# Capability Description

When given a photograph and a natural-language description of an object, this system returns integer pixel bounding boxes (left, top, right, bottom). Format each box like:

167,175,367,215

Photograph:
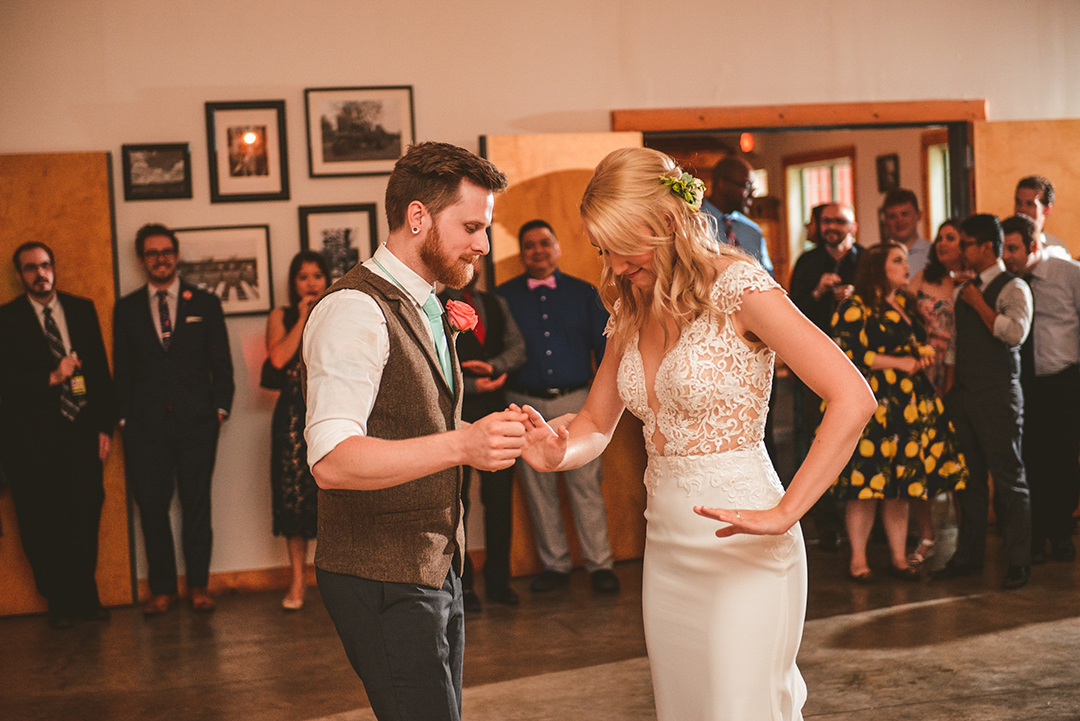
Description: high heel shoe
907,538,935,566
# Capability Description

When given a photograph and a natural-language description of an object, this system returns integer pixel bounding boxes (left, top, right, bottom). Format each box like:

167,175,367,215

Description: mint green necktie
422,292,454,393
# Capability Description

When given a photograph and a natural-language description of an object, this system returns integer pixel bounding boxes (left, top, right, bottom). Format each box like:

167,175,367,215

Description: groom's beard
420,222,476,289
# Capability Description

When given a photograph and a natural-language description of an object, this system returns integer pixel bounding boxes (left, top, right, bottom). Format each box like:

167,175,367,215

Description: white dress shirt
147,277,181,345
1026,253,1080,376
945,260,1032,365
29,293,72,354
303,244,439,468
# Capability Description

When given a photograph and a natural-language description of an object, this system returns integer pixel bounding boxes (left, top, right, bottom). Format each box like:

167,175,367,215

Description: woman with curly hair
829,241,968,582
519,147,876,720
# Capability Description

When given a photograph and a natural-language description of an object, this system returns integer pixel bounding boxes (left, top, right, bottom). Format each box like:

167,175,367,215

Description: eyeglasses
142,248,177,260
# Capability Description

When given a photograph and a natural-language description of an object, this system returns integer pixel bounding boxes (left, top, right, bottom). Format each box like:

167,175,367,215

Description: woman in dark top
265,251,328,610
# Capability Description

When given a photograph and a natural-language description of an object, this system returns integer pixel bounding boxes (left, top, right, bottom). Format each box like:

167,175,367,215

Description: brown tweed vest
304,263,464,588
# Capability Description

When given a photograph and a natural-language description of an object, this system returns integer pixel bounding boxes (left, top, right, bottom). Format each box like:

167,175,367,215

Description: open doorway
644,124,954,288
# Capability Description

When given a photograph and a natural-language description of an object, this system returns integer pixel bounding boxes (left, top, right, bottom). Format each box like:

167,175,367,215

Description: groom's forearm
312,433,468,491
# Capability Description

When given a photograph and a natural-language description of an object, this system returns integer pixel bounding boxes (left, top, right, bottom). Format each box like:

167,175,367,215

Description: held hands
512,403,569,473
692,505,795,538
462,408,528,471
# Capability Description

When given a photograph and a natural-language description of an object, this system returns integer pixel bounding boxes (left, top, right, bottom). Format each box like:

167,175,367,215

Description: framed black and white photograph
304,86,414,177
205,100,290,202
876,153,900,193
299,203,379,281
120,143,192,201
174,225,274,315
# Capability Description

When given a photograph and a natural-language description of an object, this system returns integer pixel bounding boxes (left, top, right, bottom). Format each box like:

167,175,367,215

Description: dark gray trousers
317,566,464,721
947,383,1032,568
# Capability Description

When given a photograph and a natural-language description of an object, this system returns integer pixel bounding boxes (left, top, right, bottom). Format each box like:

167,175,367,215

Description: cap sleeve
713,260,783,313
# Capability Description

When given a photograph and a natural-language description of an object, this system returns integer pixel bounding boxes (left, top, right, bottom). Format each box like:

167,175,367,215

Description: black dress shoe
1031,549,1050,565
529,570,570,593
931,562,983,581
462,589,483,613
590,569,621,594
1001,565,1030,590
1051,539,1076,563
485,586,520,606
47,613,76,630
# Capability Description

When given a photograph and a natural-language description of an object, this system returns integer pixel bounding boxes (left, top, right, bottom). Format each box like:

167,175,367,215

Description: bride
519,148,875,720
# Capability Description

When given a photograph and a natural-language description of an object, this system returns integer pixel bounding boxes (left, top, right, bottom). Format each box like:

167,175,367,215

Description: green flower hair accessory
660,172,706,211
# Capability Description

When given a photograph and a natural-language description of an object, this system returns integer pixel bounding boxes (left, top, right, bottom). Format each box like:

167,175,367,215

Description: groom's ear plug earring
412,227,420,234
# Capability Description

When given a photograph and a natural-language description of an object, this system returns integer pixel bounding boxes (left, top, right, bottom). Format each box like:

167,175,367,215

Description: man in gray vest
302,142,526,721
935,214,1034,590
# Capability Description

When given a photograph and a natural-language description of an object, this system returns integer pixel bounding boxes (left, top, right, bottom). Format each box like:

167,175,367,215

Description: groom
302,141,526,721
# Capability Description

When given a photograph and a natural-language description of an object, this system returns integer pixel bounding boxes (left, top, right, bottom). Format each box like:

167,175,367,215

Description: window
784,147,855,256
922,128,952,240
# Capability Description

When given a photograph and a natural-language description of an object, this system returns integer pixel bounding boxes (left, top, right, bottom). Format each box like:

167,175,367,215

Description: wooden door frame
611,100,987,220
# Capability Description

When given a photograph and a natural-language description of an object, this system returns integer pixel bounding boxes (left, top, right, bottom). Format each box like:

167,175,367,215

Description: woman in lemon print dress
830,241,968,581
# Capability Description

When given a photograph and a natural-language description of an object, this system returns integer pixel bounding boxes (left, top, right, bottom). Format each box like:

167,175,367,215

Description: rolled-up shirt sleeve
303,289,389,468
993,278,1033,349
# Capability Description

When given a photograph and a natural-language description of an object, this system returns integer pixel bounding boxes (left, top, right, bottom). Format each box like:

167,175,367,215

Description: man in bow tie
497,220,620,595
113,224,234,615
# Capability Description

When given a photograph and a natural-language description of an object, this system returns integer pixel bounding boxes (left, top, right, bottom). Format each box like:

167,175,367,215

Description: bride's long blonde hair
580,147,745,353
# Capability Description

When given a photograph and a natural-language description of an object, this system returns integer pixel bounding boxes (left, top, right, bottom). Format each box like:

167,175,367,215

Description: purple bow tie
527,275,557,290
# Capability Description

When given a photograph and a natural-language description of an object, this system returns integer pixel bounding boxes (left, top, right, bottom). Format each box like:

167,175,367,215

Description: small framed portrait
205,100,290,202
120,143,193,201
304,86,415,177
173,225,274,315
299,203,379,281
876,153,900,193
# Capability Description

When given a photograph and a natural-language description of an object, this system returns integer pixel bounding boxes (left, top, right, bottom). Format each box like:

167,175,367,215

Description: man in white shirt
881,188,932,276
1000,214,1080,564
303,141,526,721
1015,175,1071,257
937,214,1033,590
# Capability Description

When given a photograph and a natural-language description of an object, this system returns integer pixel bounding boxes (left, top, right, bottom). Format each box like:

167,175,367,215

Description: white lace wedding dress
616,261,807,721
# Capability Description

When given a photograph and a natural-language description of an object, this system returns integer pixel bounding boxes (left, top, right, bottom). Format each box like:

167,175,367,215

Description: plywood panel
972,119,1080,257
0,152,130,615
482,132,648,576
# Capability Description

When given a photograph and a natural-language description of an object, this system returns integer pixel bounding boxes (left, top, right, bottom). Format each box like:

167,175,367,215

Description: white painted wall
3,0,1079,579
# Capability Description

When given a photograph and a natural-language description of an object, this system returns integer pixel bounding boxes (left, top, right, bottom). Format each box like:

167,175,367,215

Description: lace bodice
615,261,781,458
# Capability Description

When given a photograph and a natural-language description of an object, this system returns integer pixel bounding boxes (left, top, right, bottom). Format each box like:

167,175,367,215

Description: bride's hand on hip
510,403,569,472
693,505,794,537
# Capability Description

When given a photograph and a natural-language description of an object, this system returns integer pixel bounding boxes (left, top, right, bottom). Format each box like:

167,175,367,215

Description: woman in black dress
264,251,328,610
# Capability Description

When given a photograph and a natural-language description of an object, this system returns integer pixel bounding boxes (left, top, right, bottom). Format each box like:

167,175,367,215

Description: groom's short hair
384,142,507,232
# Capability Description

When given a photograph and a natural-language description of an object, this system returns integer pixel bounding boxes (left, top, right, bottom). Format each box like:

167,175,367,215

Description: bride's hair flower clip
659,172,706,211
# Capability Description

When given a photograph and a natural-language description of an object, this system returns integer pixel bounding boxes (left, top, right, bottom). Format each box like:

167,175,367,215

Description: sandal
907,538,936,566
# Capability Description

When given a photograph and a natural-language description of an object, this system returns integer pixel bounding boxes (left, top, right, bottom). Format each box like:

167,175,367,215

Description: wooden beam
611,100,989,132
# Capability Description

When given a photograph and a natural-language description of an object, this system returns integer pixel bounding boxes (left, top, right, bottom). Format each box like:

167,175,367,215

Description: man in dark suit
439,266,527,610
114,224,234,614
0,242,116,629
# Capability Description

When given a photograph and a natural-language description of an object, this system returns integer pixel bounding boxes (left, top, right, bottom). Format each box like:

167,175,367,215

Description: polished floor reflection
3,522,1078,721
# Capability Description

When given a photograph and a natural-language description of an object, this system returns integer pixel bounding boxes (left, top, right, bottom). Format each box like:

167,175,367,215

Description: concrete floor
2,524,1078,721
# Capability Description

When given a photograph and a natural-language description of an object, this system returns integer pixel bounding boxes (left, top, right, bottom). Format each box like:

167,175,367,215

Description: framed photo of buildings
304,86,414,177
173,225,274,315
205,100,290,202
120,142,193,201
298,203,379,281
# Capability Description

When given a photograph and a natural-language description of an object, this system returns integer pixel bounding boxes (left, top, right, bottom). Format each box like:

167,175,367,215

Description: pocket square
185,316,203,323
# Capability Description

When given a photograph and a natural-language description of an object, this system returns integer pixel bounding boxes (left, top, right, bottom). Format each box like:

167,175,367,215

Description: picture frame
120,143,193,201
299,203,379,281
205,100,290,202
173,225,274,315
304,86,415,177
876,153,900,193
